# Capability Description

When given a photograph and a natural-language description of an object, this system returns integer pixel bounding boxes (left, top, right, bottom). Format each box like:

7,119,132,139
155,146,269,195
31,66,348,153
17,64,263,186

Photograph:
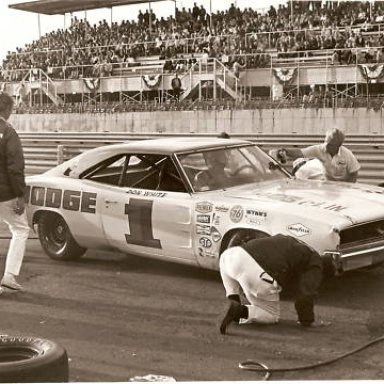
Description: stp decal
199,237,212,248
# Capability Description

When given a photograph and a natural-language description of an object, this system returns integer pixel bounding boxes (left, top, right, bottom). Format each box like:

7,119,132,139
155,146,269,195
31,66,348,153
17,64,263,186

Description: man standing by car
219,234,324,334
277,128,360,182
0,92,29,292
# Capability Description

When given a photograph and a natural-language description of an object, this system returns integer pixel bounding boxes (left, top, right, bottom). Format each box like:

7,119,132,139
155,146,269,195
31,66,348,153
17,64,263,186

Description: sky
0,0,285,63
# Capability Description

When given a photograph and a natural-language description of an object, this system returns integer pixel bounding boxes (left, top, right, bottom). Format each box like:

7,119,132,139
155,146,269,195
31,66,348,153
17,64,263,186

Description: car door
88,153,196,264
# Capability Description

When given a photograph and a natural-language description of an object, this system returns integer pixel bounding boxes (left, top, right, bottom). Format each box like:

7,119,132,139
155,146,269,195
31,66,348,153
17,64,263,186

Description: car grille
340,220,384,249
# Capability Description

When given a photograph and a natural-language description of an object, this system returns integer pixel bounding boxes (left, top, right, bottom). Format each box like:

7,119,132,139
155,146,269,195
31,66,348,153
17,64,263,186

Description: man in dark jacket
219,234,323,334
0,92,29,292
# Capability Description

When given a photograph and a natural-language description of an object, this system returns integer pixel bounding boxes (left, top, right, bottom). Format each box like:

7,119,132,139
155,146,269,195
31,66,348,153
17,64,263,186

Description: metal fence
21,132,384,185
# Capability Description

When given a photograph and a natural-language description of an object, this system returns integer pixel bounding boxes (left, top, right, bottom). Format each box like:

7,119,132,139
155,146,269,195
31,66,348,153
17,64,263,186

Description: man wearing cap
219,234,324,335
0,92,29,292
277,128,360,182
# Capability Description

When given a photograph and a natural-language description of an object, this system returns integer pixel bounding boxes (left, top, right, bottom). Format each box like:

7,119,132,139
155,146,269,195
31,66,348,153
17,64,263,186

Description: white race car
26,137,384,275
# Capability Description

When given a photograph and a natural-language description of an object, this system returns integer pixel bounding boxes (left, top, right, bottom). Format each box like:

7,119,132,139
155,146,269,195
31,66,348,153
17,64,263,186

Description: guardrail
21,132,384,185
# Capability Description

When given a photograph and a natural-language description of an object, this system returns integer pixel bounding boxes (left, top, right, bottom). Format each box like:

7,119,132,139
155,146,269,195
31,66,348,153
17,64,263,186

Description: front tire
222,229,269,252
37,213,86,261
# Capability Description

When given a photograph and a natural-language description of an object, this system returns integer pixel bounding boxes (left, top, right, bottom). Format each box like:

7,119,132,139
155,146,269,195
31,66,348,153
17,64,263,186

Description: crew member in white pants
219,234,323,334
0,92,29,292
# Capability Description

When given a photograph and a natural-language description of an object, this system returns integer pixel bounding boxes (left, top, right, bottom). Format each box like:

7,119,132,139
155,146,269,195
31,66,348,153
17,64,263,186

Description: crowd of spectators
3,1,384,82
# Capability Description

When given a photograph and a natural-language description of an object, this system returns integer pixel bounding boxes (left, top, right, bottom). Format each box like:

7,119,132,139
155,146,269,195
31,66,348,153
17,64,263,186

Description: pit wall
10,108,384,135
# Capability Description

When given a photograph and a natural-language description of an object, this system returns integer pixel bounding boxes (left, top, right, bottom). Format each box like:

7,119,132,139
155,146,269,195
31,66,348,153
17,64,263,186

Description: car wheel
0,336,68,383
38,212,86,261
223,230,269,251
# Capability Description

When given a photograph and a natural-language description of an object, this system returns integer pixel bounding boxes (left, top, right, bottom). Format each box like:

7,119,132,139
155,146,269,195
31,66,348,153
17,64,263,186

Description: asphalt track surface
1,223,384,381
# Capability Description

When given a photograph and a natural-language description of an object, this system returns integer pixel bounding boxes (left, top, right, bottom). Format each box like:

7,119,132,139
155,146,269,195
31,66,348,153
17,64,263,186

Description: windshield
177,144,289,192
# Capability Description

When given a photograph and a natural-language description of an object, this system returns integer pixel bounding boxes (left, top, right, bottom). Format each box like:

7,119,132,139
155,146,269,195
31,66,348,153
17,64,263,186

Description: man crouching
219,234,324,334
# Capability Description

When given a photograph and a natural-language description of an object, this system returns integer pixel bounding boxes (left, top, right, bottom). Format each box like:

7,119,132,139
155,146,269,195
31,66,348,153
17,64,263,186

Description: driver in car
194,150,230,191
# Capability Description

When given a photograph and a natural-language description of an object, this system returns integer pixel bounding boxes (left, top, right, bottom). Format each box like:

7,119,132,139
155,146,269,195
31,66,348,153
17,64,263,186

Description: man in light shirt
277,128,360,183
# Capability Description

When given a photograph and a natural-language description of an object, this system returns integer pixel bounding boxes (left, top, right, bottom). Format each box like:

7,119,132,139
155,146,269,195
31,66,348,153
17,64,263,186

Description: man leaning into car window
276,128,360,183
219,234,327,335
0,92,29,292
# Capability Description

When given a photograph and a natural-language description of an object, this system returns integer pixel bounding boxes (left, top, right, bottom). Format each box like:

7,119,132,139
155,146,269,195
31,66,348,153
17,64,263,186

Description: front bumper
323,240,384,274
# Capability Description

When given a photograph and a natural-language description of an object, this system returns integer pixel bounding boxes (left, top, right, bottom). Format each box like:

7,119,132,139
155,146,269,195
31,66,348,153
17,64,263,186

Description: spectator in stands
277,128,360,183
0,92,29,292
171,72,182,101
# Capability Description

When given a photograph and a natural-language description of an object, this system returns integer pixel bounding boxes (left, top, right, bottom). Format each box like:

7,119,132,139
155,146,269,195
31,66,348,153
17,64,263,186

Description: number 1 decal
125,198,162,249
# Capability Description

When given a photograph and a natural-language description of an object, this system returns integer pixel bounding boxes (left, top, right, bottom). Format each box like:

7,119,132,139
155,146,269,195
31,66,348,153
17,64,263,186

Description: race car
25,137,384,275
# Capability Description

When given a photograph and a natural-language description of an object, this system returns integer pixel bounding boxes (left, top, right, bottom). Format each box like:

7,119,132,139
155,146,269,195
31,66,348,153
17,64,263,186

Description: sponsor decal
27,186,96,213
253,192,347,212
287,223,311,237
197,214,211,224
199,237,212,248
215,205,230,213
203,250,218,258
298,200,346,212
245,209,267,226
212,213,220,226
195,201,213,214
196,224,211,235
246,209,267,219
230,205,244,223
210,226,222,242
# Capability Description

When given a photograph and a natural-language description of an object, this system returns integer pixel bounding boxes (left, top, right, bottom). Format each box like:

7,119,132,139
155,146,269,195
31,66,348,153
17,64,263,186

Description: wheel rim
43,216,67,255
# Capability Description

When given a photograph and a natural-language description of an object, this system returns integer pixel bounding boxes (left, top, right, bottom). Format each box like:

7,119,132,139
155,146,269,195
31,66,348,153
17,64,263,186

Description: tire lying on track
37,212,87,261
0,336,69,383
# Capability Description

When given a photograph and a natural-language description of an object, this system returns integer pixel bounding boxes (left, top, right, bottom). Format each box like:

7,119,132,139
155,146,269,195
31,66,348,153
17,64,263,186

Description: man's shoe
1,274,23,291
219,299,244,335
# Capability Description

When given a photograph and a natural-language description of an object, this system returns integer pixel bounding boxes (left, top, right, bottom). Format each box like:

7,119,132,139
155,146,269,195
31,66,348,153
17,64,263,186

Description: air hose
239,334,384,380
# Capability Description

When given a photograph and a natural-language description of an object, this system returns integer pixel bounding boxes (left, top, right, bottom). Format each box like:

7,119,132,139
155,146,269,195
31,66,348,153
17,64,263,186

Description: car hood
223,178,384,225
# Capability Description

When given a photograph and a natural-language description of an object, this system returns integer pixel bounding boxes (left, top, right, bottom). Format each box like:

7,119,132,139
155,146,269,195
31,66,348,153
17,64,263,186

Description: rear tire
37,212,86,261
0,336,68,383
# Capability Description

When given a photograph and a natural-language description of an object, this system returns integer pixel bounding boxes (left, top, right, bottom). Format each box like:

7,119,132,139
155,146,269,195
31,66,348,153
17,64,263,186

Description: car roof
106,137,252,155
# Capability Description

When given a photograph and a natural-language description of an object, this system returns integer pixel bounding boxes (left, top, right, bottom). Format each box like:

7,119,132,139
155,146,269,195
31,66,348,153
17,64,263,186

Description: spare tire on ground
0,336,69,383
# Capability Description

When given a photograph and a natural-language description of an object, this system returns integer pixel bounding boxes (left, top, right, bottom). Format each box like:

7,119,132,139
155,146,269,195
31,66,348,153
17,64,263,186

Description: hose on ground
239,334,384,380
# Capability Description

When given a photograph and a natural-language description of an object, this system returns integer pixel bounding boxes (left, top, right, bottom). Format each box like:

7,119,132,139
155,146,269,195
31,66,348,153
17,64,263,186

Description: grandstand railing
20,132,384,185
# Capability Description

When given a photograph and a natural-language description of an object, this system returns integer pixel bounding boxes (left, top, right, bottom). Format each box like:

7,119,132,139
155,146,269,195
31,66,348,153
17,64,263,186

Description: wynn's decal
27,186,96,213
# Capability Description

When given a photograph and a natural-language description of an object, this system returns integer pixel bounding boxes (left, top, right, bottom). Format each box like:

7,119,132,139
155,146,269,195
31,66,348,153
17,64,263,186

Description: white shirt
301,144,360,182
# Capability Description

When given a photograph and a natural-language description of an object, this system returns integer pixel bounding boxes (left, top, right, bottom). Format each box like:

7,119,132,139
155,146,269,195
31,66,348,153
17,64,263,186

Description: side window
84,155,128,186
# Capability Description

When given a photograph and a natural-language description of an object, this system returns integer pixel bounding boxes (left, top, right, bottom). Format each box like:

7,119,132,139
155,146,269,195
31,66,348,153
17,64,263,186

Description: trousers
219,246,281,324
0,198,29,276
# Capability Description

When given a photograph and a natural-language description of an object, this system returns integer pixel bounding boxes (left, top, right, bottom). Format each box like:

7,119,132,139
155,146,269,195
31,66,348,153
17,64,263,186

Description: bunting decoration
358,64,384,82
142,74,162,89
272,68,297,85
83,78,100,91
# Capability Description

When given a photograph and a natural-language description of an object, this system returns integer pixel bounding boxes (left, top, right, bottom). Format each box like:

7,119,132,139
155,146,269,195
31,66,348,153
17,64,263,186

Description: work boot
219,299,244,335
1,274,23,291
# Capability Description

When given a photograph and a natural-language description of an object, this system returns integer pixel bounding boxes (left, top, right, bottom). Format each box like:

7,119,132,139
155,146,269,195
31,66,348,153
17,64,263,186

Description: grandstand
2,0,384,111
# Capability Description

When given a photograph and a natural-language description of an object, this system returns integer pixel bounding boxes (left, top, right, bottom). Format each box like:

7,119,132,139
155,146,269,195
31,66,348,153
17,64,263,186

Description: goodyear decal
27,186,96,213
287,223,311,237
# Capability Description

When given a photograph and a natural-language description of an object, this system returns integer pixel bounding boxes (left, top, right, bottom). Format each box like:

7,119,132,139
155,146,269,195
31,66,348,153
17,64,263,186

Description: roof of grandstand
8,0,169,15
